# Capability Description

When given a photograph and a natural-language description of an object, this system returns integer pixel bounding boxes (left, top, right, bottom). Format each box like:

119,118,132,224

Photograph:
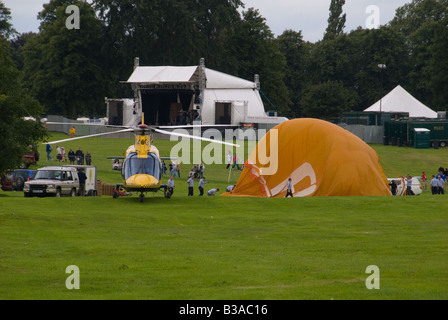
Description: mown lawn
0,132,447,299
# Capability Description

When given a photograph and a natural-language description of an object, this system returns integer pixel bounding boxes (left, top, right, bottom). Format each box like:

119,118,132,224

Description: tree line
1,0,448,171
4,0,448,119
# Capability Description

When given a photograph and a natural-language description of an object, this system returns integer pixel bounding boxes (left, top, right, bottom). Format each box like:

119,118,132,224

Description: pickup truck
23,166,80,197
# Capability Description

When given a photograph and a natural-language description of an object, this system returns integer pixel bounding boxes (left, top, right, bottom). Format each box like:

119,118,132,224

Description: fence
339,124,384,144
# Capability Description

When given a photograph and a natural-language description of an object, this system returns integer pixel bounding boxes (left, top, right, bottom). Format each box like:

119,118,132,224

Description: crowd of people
426,167,448,195
45,143,92,166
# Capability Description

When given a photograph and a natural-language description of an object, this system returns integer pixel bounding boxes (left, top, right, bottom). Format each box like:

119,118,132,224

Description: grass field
1,132,448,300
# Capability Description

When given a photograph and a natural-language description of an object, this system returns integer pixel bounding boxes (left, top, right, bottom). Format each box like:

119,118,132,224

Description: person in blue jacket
46,144,53,160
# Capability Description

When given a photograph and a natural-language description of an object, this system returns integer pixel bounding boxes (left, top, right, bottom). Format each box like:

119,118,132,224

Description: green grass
1,132,448,300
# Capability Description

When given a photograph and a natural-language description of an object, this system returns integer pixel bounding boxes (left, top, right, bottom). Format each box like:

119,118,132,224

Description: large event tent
123,61,286,127
364,85,437,118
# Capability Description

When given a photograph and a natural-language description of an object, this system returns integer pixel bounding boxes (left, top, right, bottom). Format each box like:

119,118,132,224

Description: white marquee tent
364,85,437,118
125,64,287,126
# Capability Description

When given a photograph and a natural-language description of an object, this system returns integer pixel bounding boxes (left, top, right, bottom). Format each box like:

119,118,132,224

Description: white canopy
126,65,286,126
364,85,437,118
127,66,257,89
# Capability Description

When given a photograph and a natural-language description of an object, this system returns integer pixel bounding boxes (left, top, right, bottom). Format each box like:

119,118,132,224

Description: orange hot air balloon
223,118,391,198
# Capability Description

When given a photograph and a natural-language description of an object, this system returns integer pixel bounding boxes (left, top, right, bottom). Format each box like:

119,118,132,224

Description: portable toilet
413,128,430,149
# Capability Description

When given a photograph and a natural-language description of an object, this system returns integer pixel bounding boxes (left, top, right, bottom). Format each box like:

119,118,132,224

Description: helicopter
44,115,239,202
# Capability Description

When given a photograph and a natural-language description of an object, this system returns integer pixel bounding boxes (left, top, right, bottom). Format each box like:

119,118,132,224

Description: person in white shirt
198,177,208,196
226,151,232,169
167,176,175,196
207,188,219,196
187,175,194,196
430,175,438,195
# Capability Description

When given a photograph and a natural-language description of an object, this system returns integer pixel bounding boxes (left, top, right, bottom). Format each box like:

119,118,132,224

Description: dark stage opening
141,91,195,126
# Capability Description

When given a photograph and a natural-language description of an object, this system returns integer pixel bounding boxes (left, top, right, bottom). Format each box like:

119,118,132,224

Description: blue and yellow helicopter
45,115,238,202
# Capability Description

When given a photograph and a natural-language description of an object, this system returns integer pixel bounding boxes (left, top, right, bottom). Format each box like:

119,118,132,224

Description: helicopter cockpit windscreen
122,152,161,180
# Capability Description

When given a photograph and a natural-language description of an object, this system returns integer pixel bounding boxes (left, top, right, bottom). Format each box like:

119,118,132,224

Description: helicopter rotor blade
44,128,135,145
153,128,240,147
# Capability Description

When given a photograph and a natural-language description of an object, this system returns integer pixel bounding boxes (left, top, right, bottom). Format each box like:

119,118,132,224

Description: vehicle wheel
440,141,446,148
24,192,31,198
70,188,76,197
56,188,62,197
93,190,98,197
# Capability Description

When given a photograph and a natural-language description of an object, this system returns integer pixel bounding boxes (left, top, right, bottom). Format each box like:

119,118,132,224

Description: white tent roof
127,66,257,89
127,66,198,83
364,85,437,118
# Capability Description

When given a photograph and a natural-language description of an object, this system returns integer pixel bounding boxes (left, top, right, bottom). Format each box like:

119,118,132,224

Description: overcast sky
4,0,411,42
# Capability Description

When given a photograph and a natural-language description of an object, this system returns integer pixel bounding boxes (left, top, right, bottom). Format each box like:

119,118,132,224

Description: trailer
384,120,448,148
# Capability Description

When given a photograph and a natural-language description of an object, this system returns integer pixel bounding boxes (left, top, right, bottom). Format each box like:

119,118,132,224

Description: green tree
427,18,448,110
92,0,244,95
300,80,357,119
276,30,310,117
0,1,16,38
229,8,290,115
0,36,47,174
390,0,448,108
325,0,346,39
23,0,108,118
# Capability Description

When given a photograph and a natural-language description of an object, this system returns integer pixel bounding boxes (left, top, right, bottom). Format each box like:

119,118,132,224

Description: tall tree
92,0,244,92
0,36,47,174
23,0,108,118
229,8,291,115
390,0,448,109
0,1,16,38
325,0,346,39
276,30,310,117
427,17,448,110
300,80,357,119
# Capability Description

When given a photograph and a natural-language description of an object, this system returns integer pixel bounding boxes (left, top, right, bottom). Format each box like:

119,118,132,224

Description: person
207,188,219,196
189,165,199,179
75,147,84,165
78,169,87,196
69,126,76,138
167,176,175,196
169,162,173,176
406,175,414,195
85,151,92,165
226,185,235,193
198,163,205,179
421,171,428,190
187,175,194,196
46,143,53,160
176,162,181,178
56,145,62,162
172,162,178,178
389,180,397,196
112,158,121,170
285,178,293,198
437,175,445,194
232,154,240,170
162,161,167,176
198,177,208,196
226,151,232,169
61,146,66,162
430,175,438,195
68,148,75,164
